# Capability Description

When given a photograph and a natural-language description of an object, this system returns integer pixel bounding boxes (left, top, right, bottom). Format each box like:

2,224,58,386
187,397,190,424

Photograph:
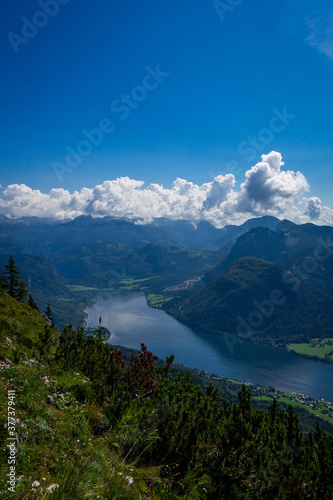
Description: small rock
5,358,13,365
21,352,28,361
47,396,55,405
32,480,40,488
41,314,53,327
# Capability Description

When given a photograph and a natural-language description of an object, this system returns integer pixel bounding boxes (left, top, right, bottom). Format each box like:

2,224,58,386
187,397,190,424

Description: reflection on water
85,291,333,401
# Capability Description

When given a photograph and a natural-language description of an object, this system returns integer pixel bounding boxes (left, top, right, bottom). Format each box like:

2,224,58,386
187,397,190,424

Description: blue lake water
85,291,333,401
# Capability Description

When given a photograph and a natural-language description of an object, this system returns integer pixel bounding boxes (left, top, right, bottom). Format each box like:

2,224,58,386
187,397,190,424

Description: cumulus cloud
305,9,333,60
0,151,332,227
307,197,322,220
305,196,333,225
235,151,309,215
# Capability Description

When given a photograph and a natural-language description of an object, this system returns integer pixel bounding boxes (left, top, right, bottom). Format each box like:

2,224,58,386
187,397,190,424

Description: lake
85,291,333,401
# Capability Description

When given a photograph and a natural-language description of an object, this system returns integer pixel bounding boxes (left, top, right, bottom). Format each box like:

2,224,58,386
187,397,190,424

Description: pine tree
17,278,28,302
28,294,39,311
44,304,55,327
3,255,28,301
38,326,53,361
0,272,7,290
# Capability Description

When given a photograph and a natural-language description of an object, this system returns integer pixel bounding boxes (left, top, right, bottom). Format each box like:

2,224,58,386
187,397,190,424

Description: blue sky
0,0,332,223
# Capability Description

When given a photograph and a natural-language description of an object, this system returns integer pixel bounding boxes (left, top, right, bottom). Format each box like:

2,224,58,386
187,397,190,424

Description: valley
1,214,333,365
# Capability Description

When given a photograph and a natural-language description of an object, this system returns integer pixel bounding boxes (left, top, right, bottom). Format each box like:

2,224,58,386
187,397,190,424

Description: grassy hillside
0,255,94,329
0,291,166,498
0,289,54,358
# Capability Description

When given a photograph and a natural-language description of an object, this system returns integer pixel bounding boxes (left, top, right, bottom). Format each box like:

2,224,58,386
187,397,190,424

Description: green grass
119,277,155,285
118,277,157,291
254,396,274,402
68,285,99,292
225,378,243,386
288,338,333,361
146,294,172,308
0,290,53,361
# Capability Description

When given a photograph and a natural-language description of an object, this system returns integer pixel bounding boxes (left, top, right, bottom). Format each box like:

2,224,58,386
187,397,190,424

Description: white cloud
305,9,333,60
304,196,333,225
307,196,322,220
235,151,309,215
0,151,332,227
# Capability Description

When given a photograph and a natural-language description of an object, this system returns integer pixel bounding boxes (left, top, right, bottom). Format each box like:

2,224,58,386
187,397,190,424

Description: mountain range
0,214,280,253
0,214,332,348
166,220,333,346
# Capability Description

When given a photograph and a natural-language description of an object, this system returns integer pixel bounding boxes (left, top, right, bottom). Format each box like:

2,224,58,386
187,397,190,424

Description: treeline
53,325,333,498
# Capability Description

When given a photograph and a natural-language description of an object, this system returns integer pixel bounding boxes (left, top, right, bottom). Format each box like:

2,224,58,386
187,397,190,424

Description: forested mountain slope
164,223,333,346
